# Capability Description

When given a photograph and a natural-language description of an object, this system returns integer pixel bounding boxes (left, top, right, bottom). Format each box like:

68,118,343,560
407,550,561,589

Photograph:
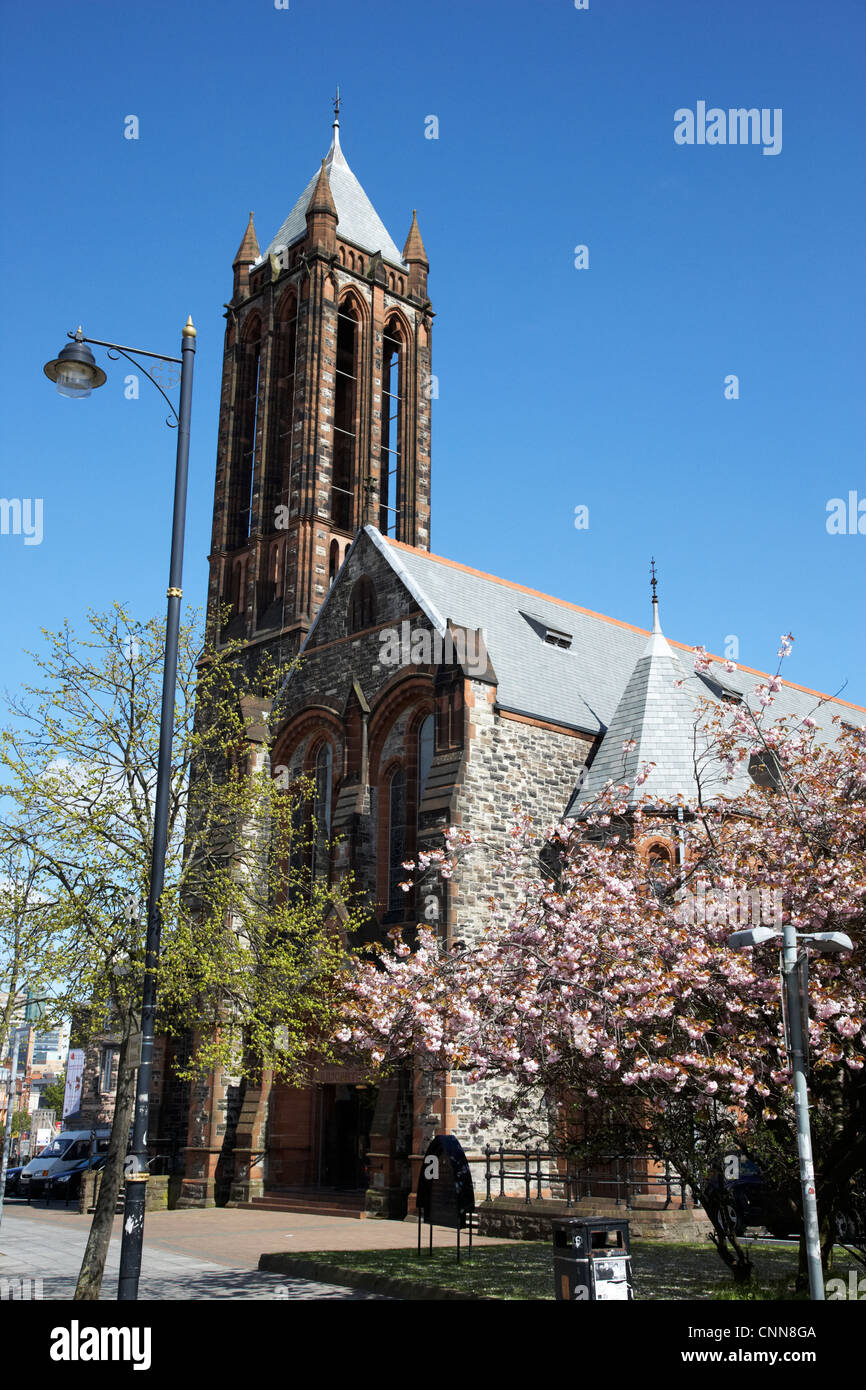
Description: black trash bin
552,1217,633,1301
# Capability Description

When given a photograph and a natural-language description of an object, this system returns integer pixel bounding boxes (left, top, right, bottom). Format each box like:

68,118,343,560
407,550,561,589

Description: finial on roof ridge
650,557,662,634
329,85,342,155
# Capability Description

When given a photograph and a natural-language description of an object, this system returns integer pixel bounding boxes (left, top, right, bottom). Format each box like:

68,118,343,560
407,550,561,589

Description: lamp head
43,328,107,398
728,925,783,950
801,931,854,955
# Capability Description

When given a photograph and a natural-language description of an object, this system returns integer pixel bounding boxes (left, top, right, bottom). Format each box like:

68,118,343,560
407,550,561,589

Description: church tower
207,104,433,662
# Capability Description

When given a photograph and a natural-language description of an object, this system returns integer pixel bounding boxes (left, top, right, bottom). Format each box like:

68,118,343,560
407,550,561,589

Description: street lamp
43,318,196,1301
728,920,854,1301
43,327,107,398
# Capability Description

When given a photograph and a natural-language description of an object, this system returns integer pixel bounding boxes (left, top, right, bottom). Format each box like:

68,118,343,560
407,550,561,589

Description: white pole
781,925,824,1300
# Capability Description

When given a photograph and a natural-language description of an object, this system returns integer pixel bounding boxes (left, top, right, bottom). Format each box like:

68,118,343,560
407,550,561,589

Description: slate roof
363,527,862,748
293,526,863,811
260,122,405,268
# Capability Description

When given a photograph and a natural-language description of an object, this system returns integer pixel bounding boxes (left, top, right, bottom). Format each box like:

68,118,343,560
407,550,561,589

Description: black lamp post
43,318,196,1301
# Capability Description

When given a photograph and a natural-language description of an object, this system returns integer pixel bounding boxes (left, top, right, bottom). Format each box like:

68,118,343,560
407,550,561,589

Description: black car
2,1165,24,1197
705,1156,865,1246
46,1154,108,1204
703,1155,798,1238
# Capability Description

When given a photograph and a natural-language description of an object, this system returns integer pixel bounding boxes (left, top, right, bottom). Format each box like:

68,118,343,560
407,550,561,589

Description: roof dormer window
519,611,573,649
543,627,573,649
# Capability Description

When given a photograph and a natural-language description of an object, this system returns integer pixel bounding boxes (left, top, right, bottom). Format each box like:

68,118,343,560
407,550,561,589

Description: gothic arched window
387,765,407,913
379,315,404,536
348,576,376,633
647,842,673,903
265,294,297,531
332,299,359,531
229,318,262,550
647,844,672,869
328,539,340,586
311,741,333,881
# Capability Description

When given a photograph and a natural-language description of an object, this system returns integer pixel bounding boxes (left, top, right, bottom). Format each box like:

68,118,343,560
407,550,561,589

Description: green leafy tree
1,604,360,1297
0,839,57,1062
38,1074,66,1114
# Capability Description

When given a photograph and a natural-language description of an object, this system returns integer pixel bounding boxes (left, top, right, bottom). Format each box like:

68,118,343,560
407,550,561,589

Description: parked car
702,1155,798,1238
19,1130,111,1200
46,1153,109,1204
704,1155,865,1246
2,1165,24,1197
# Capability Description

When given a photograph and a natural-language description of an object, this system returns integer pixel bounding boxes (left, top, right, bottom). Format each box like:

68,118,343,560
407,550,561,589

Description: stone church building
161,112,861,1217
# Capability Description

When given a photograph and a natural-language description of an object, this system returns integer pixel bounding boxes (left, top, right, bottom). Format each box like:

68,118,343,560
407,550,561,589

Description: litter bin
552,1217,634,1301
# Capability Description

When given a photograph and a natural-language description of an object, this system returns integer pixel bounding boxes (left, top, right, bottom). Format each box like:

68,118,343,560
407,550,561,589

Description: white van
19,1129,111,1198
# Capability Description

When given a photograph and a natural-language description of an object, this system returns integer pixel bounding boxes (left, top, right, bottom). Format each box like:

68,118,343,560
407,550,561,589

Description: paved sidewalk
0,1205,397,1300
2,1196,506,1268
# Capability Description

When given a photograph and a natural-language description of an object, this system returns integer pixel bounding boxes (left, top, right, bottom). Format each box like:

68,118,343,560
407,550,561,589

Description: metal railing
477,1144,689,1210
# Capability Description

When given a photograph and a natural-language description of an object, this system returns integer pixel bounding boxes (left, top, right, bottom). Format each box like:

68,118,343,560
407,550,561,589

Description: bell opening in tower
379,316,403,536
332,300,358,532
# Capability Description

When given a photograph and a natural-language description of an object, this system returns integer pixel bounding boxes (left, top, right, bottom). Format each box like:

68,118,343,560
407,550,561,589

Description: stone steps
236,1189,369,1219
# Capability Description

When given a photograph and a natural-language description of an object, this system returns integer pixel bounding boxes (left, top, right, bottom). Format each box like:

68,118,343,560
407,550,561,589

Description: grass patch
293,1239,859,1301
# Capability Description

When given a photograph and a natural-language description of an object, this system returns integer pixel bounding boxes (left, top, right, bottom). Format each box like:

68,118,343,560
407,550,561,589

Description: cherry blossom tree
341,639,866,1285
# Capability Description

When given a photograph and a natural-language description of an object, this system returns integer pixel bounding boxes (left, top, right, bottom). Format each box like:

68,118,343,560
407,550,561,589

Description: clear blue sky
1,0,864,710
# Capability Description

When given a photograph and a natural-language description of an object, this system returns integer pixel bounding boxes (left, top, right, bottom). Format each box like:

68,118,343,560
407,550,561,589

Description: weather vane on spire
333,86,341,123
650,556,658,603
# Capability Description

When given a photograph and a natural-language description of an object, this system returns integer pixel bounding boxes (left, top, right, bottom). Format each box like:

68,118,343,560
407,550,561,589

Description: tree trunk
700,1183,754,1284
74,1010,138,1300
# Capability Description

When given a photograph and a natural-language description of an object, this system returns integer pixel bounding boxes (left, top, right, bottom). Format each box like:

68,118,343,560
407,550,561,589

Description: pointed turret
566,570,749,813
232,212,260,299
305,158,339,254
307,159,338,221
402,209,429,297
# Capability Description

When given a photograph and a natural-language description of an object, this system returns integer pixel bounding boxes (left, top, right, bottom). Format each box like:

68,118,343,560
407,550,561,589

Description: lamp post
43,318,196,1301
728,922,853,1301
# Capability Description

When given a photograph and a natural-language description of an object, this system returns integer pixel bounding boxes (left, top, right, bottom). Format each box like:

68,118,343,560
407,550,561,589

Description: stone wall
476,1197,712,1244
442,680,594,1153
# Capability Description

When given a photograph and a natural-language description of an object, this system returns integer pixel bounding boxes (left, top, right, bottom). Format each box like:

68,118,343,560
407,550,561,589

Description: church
164,109,860,1217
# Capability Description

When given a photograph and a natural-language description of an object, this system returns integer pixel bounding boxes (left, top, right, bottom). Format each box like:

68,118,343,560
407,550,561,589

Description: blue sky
1,0,864,710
